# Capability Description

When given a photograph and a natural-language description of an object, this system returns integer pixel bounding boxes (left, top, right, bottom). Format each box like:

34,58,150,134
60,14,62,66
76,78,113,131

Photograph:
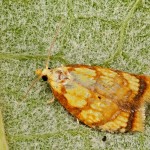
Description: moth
35,64,150,133
27,22,150,133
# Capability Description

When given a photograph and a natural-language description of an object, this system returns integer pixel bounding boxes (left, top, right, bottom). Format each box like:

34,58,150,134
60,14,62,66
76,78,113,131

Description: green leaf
0,110,9,150
1,0,150,149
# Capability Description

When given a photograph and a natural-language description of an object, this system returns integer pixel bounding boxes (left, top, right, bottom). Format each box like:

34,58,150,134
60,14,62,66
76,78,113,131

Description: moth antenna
23,75,42,100
45,19,64,69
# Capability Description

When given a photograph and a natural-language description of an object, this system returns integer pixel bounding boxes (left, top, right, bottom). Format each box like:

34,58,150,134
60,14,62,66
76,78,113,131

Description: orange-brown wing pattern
48,65,150,132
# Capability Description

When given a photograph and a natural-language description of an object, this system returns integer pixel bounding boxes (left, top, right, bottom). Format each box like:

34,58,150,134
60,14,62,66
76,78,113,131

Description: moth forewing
36,64,150,133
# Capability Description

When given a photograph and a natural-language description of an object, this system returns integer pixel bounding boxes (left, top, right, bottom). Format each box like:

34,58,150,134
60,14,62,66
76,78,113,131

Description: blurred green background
1,0,150,149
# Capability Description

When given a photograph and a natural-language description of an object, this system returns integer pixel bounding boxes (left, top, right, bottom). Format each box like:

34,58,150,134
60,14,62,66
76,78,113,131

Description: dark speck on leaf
102,136,107,142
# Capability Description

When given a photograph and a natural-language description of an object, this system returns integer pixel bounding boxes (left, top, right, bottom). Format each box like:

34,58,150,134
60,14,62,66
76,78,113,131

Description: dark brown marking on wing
133,77,147,101
126,108,135,132
126,77,147,131
98,96,101,99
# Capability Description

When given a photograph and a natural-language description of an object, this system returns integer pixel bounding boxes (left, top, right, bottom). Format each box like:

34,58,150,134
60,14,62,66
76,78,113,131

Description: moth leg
47,96,55,105
76,118,79,124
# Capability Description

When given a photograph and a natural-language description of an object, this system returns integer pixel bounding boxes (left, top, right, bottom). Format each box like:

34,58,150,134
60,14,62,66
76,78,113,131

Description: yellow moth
27,22,150,133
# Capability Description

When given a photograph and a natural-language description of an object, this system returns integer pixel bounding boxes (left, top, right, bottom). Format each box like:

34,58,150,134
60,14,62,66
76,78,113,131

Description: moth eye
42,75,48,81
48,67,51,69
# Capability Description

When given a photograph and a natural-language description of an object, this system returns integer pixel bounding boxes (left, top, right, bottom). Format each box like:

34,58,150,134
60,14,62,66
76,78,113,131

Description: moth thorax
53,69,69,83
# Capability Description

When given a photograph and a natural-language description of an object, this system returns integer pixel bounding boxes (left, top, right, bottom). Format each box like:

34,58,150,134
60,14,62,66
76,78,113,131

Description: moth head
35,68,51,81
35,67,69,83
35,69,42,76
